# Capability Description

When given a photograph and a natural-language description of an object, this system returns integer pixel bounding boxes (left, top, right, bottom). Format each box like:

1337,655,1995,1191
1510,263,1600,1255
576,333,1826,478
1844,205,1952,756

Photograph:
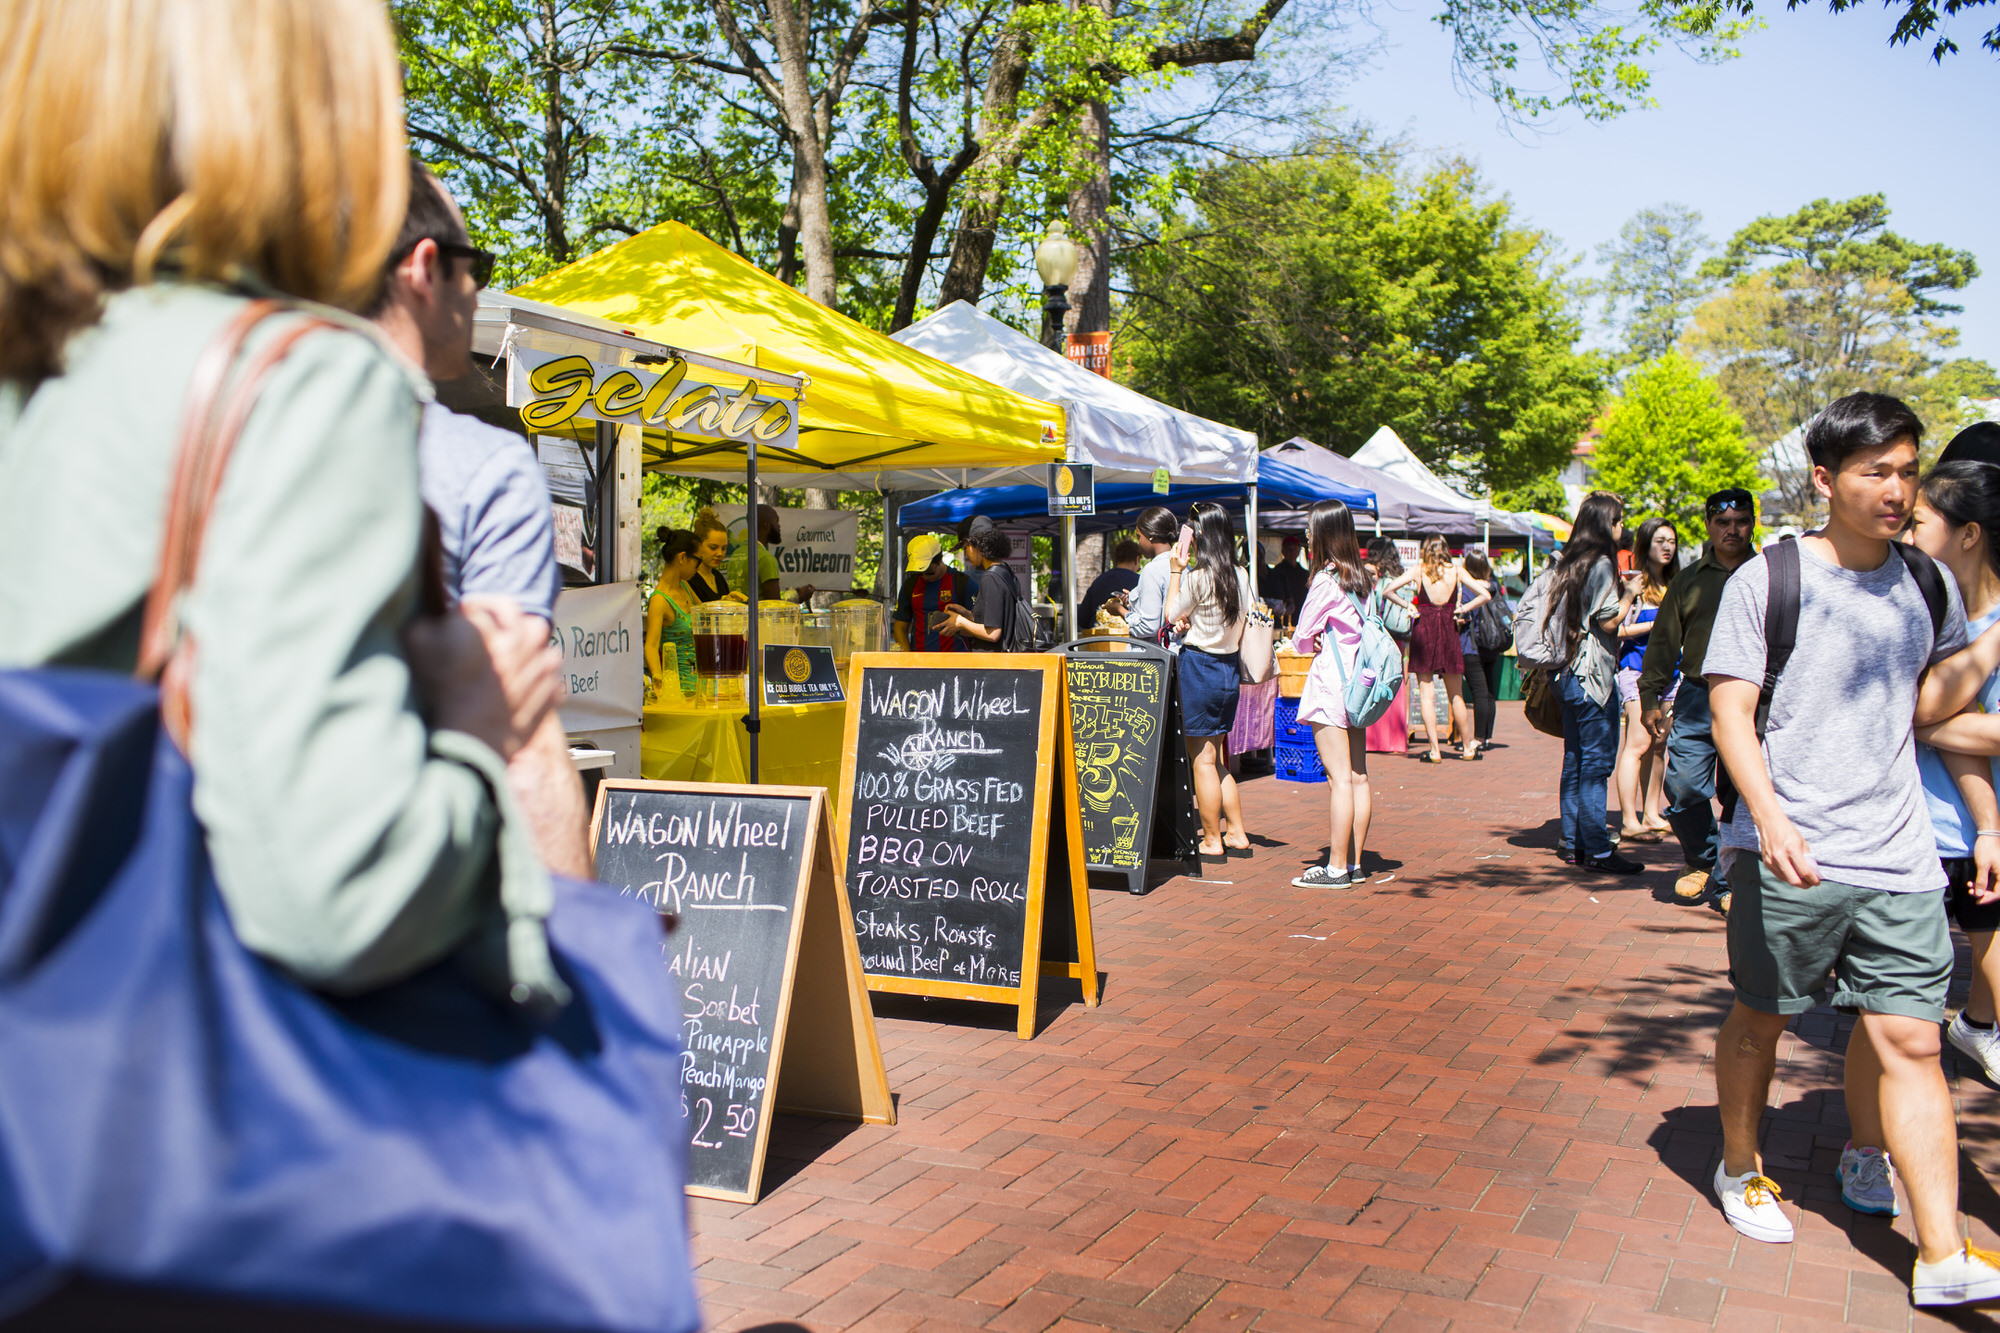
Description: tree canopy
1683,194,1990,524
1666,0,1996,61
1595,203,1712,367
1117,146,1606,492
1591,353,1762,537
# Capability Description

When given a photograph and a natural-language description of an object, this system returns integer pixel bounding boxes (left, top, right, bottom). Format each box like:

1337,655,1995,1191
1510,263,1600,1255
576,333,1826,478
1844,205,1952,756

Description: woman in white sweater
1166,502,1256,859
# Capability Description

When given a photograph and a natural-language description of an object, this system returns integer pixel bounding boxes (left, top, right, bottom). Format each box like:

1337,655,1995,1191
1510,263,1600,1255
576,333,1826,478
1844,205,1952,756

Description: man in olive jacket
1638,489,1757,906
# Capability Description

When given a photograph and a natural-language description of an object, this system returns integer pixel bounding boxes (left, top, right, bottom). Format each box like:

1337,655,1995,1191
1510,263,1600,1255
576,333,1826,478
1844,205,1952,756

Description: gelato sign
508,348,798,445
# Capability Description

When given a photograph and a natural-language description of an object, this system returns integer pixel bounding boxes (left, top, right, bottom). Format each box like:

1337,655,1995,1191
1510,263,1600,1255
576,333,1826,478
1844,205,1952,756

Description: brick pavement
693,707,2000,1332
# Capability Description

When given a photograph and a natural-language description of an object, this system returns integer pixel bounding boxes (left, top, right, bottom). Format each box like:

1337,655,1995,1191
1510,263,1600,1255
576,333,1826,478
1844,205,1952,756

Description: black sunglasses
391,237,496,289
1705,497,1752,515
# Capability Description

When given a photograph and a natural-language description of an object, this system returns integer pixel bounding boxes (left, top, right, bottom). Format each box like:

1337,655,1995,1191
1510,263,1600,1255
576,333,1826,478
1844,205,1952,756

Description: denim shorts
1726,855,1950,1022
1178,646,1242,737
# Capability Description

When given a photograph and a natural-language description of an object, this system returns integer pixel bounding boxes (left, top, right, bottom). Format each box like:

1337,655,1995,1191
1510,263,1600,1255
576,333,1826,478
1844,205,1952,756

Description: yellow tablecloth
641,699,850,801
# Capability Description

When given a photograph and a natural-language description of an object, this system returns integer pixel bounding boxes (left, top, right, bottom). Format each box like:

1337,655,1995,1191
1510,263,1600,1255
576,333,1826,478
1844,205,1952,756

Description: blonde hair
692,508,728,543
0,0,408,381
1419,534,1451,580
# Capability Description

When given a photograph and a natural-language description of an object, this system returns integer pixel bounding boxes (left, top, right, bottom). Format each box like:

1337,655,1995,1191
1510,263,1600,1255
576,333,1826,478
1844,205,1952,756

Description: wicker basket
1275,650,1310,698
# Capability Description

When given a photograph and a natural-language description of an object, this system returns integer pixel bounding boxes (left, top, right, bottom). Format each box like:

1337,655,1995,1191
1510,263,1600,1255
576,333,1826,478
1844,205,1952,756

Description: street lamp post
1035,221,1079,353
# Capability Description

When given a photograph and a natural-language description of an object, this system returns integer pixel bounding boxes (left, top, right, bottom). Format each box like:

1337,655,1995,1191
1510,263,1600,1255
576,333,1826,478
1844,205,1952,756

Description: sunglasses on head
391,237,496,289
1706,497,1751,515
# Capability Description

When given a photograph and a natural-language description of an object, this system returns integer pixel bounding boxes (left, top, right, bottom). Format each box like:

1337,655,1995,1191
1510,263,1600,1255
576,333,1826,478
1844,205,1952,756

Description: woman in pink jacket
1289,500,1378,889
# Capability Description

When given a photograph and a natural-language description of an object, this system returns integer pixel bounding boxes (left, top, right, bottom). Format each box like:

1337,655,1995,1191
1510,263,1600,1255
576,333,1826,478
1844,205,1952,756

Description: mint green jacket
0,284,560,1001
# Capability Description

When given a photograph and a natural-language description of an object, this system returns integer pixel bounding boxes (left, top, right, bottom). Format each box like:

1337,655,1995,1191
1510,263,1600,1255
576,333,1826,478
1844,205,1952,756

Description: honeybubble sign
508,348,799,446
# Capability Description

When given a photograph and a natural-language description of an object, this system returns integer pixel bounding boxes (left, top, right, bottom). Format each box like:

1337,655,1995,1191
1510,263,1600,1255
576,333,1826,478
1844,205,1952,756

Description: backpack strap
1754,538,1801,735
1892,542,1949,644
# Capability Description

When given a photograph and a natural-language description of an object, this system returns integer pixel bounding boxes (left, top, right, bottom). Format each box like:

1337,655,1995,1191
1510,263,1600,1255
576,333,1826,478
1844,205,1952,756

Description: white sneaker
1947,1012,2000,1085
1912,1243,2000,1306
1836,1143,1899,1216
1713,1163,1794,1243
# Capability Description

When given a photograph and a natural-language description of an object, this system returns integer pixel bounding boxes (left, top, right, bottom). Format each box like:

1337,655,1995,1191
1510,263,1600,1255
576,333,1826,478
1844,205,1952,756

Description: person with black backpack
939,515,1042,652
1544,491,1647,874
1702,393,2000,1304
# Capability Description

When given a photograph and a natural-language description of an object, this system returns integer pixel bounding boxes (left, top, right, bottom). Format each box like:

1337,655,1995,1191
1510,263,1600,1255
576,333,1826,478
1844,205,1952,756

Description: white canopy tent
891,301,1262,637
1350,426,1543,541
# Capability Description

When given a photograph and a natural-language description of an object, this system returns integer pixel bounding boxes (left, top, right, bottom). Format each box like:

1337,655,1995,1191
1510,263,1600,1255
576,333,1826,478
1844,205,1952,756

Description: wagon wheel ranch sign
508,347,800,448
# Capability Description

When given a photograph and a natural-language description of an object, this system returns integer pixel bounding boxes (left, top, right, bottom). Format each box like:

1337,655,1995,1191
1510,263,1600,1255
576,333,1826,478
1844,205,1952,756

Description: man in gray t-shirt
1705,541,1967,892
1700,393,2000,1305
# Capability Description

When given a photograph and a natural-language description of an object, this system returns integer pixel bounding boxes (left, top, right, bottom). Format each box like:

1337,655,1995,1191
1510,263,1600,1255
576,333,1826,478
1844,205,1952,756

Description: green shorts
1726,855,1951,1023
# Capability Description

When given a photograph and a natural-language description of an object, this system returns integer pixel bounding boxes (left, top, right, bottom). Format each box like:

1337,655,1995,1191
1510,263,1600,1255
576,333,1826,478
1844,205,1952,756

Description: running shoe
1947,1011,2000,1086
1913,1243,2000,1306
1836,1143,1899,1217
1291,865,1353,890
1577,852,1646,875
1713,1164,1794,1243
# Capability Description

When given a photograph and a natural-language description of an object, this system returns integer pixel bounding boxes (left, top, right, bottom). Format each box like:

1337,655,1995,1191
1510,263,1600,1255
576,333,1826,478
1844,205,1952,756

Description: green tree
1118,144,1606,492
1595,203,1712,367
1683,194,1983,523
1591,353,1762,537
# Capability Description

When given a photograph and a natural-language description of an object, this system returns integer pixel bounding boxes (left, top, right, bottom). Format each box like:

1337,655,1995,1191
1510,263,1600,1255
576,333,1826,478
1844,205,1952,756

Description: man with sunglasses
370,158,586,877
1637,488,1757,910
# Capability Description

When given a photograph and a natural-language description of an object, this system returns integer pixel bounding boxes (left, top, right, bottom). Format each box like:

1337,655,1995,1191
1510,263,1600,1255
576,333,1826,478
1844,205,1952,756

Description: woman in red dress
1384,535,1489,763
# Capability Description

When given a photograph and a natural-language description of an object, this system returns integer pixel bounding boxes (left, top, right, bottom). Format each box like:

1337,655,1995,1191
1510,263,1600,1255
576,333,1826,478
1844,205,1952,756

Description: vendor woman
646,528,701,695
688,508,731,602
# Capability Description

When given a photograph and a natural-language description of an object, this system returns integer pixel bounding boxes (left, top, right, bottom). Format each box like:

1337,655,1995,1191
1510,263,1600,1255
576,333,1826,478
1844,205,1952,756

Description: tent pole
1246,483,1260,604
745,445,761,783
880,489,898,601
1061,515,1078,643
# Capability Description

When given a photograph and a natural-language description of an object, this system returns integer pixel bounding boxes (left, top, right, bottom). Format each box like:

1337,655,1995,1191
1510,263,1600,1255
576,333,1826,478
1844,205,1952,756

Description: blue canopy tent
896,452,1375,537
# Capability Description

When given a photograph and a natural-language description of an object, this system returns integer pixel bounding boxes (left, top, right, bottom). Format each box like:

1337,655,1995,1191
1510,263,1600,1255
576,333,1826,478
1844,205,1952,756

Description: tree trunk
1065,0,1115,339
775,155,804,288
766,0,838,305
538,0,571,263
938,19,1034,307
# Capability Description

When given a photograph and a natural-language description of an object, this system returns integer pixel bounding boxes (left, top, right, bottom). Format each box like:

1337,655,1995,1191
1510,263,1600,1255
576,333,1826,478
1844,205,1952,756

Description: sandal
1459,751,1482,761
1620,827,1664,843
1420,752,1444,764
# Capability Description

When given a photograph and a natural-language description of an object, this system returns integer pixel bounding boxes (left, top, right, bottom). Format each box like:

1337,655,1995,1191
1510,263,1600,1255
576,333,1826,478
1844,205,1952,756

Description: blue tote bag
0,304,700,1331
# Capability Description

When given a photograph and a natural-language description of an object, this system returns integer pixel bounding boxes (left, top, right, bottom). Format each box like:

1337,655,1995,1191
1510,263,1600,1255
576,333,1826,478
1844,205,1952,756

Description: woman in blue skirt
1166,501,1257,859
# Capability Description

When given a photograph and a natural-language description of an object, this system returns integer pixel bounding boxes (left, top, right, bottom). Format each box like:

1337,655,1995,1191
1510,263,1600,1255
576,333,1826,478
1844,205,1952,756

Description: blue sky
1332,2,1997,369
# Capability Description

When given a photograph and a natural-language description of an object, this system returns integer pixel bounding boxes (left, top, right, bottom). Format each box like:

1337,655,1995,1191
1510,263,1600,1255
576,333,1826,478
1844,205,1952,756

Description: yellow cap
906,533,945,571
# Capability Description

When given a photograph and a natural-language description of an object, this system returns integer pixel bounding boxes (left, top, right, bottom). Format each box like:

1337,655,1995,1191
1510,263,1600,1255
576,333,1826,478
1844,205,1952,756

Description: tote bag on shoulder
0,302,700,1332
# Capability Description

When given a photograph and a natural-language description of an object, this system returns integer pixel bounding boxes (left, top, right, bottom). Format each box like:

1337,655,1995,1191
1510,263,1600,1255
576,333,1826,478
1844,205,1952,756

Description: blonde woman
0,0,558,994
1614,518,1678,840
687,506,734,601
1385,535,1488,763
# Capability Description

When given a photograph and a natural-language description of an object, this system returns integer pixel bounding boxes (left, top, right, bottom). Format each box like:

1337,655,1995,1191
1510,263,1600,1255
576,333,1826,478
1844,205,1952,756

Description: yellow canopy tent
512,222,1065,489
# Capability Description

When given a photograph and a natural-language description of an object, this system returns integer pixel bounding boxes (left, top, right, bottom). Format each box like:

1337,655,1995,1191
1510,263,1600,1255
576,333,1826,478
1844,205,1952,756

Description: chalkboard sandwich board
836,652,1099,1039
1062,639,1173,895
590,782,894,1203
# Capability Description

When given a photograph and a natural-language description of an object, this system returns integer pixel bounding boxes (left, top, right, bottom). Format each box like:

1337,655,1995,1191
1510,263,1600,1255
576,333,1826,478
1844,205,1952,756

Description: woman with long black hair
1289,500,1377,888
1551,491,1645,873
1909,461,2000,1087
1166,501,1256,858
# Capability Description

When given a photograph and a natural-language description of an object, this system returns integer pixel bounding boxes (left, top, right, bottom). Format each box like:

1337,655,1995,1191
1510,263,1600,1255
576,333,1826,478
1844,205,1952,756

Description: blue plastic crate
1274,739,1326,784
1272,694,1313,745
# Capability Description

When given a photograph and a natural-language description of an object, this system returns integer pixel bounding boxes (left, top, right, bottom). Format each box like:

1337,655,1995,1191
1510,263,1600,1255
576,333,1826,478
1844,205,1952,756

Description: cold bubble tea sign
837,653,1098,1039
589,782,893,1203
